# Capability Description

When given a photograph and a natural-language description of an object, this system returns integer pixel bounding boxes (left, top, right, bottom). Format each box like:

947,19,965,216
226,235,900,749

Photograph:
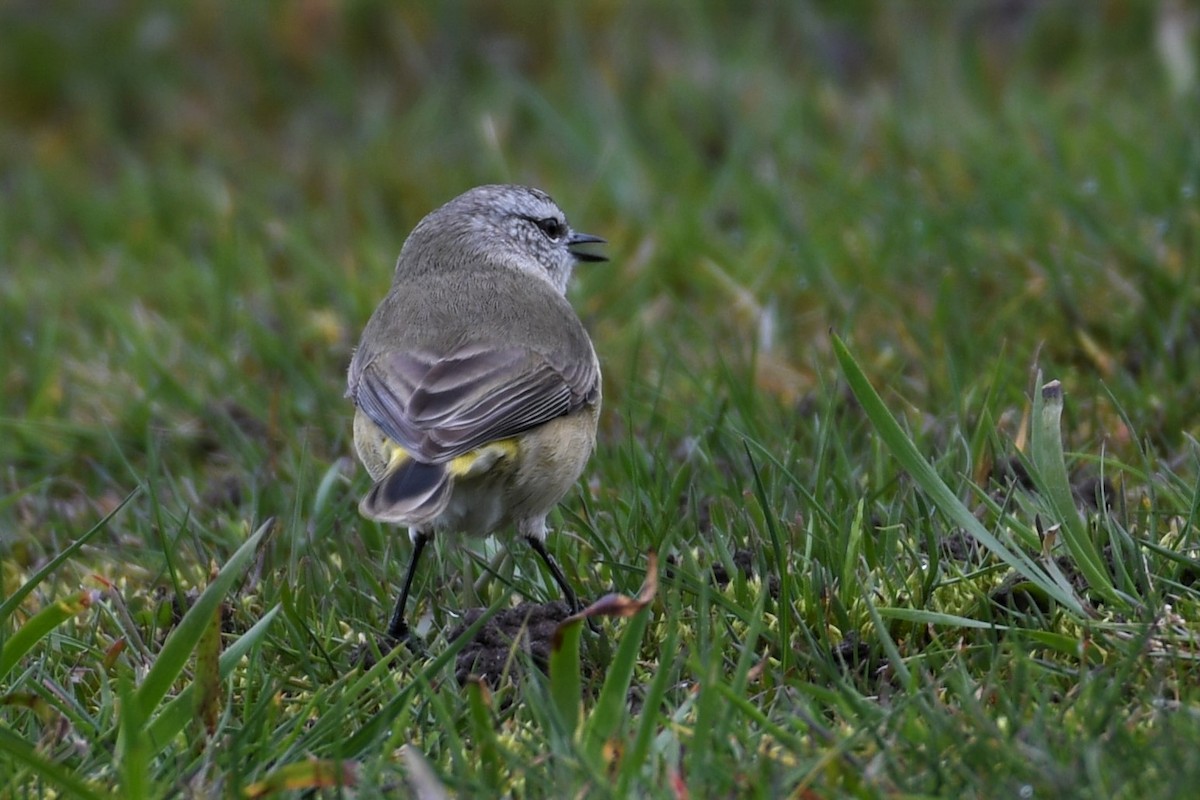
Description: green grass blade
192,584,224,737
0,727,108,800
466,678,503,789
712,681,806,754
745,443,793,674
549,617,584,738
144,604,281,748
877,607,1011,630
862,579,912,689
583,605,651,764
134,518,270,718
0,487,138,626
1030,379,1124,606
716,581,769,748
832,334,1084,615
118,671,150,800
616,621,678,797
0,590,99,681
733,593,771,678
339,597,505,757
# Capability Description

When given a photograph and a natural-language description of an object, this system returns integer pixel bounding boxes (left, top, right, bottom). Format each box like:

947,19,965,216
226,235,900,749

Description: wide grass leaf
832,334,1086,616
1030,379,1126,607
144,604,281,748
0,590,100,682
134,518,271,719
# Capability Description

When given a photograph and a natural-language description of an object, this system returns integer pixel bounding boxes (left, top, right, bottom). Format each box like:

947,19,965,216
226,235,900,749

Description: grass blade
549,617,584,737
616,621,678,797
745,444,793,674
193,577,223,737
134,518,271,718
876,606,1010,630
0,727,107,800
339,597,506,757
832,334,1085,615
144,604,281,748
582,605,650,763
862,579,912,689
1030,379,1125,606
466,678,503,789
552,553,659,748
0,590,100,681
118,671,150,800
0,488,138,626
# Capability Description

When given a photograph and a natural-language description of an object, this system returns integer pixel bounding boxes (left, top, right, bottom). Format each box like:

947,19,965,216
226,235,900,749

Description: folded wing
352,345,598,464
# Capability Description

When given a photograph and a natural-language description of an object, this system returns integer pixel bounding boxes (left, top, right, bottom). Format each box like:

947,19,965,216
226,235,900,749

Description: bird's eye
534,216,567,240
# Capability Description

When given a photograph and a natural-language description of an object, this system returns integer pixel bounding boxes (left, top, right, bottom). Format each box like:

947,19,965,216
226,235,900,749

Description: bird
346,184,606,645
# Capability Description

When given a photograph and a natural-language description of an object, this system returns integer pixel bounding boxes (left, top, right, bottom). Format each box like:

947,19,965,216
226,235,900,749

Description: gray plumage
347,185,603,547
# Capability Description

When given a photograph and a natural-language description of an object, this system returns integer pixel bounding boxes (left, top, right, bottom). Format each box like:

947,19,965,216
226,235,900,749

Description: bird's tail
359,458,451,525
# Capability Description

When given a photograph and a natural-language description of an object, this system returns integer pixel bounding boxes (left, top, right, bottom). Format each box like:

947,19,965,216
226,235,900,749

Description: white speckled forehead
397,184,588,296
439,185,562,221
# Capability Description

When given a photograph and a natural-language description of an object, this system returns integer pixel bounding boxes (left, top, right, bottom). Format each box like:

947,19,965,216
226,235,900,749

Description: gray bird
347,184,606,644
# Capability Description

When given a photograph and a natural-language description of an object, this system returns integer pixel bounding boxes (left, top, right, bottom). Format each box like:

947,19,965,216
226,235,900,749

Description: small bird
347,185,605,645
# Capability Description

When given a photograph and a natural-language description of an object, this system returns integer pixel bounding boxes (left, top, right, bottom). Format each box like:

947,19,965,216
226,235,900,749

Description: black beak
568,231,608,263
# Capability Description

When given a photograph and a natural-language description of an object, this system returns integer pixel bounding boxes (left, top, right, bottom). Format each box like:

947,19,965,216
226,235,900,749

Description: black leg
526,535,580,613
386,532,429,643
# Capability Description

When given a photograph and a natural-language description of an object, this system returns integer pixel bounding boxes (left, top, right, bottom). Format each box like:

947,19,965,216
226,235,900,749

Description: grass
3,1,1200,797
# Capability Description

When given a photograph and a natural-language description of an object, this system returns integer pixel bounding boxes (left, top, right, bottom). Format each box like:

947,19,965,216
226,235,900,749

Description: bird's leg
386,531,429,645
526,535,581,614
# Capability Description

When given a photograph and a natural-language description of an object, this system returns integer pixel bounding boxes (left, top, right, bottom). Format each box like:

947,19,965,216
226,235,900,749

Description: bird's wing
353,345,598,463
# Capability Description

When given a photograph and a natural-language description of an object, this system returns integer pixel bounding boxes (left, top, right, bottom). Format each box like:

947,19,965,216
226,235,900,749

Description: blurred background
1,0,1196,546
4,5,1200,793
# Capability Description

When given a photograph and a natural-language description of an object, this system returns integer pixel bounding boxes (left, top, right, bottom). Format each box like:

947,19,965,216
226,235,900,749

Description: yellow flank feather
384,441,411,471
449,439,518,477
382,438,518,478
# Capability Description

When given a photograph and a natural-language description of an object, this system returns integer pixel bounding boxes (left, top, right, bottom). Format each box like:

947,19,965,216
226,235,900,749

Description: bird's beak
568,231,608,263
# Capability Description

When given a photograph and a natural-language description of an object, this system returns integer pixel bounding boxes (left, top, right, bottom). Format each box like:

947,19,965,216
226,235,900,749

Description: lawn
3,2,1200,797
